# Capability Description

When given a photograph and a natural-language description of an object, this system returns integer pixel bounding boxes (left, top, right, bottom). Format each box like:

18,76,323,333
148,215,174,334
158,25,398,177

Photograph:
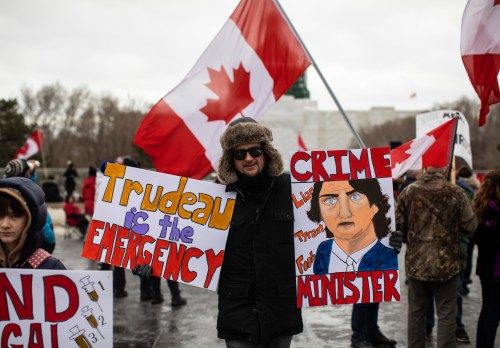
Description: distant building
259,95,420,172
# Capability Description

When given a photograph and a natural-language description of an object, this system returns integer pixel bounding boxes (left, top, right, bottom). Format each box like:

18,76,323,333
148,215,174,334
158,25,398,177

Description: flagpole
447,117,459,181
274,0,366,148
37,130,48,179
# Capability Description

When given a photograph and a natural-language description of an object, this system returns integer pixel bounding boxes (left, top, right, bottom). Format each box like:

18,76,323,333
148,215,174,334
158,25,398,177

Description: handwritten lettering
1,323,59,348
296,270,400,307
82,220,222,289
296,251,315,274
102,163,235,230
292,186,313,209
294,224,325,242
290,148,392,182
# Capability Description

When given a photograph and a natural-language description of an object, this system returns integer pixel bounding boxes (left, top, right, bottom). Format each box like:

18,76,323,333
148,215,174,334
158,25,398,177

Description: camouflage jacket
396,171,477,281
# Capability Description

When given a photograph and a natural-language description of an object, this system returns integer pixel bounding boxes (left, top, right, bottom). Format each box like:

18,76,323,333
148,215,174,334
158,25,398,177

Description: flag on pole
390,117,458,179
460,0,500,127
15,129,44,160
297,134,308,151
134,0,311,179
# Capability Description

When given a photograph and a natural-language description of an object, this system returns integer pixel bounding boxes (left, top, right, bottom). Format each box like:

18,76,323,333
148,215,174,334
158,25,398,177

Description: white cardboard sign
0,269,112,347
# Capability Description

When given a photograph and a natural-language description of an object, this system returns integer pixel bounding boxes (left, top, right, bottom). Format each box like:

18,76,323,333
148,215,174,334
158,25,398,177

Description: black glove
132,264,153,280
389,230,403,254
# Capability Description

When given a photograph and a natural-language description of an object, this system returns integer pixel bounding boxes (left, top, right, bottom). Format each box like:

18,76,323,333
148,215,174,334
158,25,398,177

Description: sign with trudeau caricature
0,269,112,347
81,163,236,291
290,147,400,307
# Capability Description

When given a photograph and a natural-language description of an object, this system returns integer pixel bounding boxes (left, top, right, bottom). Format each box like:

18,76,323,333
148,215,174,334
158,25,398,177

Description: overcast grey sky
0,0,477,112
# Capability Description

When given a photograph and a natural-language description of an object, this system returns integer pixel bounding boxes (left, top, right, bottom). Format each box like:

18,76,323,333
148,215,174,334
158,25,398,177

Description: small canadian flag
15,130,44,160
390,117,458,179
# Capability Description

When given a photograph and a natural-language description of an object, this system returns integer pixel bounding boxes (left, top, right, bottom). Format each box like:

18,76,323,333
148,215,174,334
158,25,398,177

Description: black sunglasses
232,147,263,160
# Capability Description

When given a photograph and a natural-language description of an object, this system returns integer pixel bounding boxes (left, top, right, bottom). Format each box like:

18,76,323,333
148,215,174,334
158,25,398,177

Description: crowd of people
1,118,499,348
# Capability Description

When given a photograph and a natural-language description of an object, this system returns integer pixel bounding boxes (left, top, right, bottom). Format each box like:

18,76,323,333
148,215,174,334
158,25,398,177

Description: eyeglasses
232,147,263,160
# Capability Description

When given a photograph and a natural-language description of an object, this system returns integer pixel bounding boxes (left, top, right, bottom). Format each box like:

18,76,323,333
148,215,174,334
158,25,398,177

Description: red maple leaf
200,63,254,124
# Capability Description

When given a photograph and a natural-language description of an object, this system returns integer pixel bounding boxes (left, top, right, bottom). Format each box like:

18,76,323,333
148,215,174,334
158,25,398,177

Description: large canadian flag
15,129,44,160
391,117,458,179
134,0,311,179
460,0,500,127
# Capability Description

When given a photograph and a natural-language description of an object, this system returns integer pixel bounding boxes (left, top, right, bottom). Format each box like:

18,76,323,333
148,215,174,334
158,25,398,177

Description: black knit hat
122,156,139,168
4,159,31,178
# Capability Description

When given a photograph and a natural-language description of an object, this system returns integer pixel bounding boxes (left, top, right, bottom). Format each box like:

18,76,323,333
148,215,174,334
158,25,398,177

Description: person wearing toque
0,177,65,269
4,159,56,254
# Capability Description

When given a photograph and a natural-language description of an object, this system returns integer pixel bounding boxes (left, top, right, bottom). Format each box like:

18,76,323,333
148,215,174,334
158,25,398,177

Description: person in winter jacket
4,158,57,253
64,195,89,237
456,165,480,293
214,117,302,347
132,117,302,347
63,161,78,199
0,177,65,269
472,169,500,348
396,166,477,348
82,166,97,217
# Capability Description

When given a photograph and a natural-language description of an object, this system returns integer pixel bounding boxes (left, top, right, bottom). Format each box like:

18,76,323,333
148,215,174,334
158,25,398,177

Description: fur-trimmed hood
217,117,283,184
0,177,46,267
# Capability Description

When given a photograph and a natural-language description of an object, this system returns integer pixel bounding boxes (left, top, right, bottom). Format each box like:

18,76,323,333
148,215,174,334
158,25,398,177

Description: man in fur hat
215,117,302,348
132,117,302,346
130,116,400,347
216,117,402,348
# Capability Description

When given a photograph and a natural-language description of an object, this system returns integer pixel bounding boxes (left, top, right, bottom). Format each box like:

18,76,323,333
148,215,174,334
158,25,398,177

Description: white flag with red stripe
390,117,458,179
460,0,500,127
134,0,311,179
15,129,44,160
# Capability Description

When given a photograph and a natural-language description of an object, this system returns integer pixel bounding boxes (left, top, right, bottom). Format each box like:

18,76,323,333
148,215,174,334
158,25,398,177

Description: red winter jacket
64,202,85,227
82,176,96,215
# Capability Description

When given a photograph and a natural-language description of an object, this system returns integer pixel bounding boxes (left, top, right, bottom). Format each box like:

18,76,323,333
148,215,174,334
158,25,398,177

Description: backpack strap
26,248,52,269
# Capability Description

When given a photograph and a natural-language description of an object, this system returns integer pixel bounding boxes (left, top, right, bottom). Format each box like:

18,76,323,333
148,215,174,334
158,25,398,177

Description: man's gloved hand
132,264,153,280
389,230,403,254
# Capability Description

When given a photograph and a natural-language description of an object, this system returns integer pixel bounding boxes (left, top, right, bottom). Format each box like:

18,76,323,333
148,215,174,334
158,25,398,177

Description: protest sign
0,269,112,347
81,163,236,291
290,147,400,307
416,110,472,168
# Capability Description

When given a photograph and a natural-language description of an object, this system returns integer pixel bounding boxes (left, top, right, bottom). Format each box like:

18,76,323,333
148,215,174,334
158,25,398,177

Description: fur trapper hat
217,117,283,184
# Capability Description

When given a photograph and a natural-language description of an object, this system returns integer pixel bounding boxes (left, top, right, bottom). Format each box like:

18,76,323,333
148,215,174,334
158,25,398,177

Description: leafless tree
350,96,500,170
18,83,149,167
434,97,500,170
350,116,417,149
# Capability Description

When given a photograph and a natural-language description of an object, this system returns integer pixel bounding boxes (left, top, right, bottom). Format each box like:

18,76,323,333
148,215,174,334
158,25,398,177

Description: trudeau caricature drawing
307,178,398,274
